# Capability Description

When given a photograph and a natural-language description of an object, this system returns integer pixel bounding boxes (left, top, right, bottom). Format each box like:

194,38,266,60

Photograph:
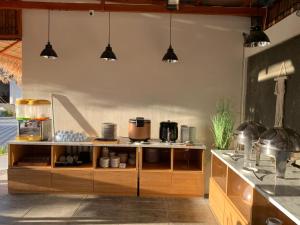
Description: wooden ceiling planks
0,9,22,40
0,0,266,16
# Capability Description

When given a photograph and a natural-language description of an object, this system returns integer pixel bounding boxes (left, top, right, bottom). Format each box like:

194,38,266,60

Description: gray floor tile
0,216,16,225
122,200,167,211
167,198,208,211
12,218,70,225
0,176,216,225
0,200,33,218
168,205,215,223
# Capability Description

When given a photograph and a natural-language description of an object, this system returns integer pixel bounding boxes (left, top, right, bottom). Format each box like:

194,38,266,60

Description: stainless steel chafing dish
234,121,266,146
255,127,300,178
233,121,266,167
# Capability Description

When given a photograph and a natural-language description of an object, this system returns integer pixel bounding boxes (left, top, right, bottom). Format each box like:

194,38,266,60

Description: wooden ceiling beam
0,1,266,16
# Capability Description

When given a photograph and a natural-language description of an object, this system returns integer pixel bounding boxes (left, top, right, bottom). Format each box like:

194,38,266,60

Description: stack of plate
101,123,117,140
110,156,120,168
99,157,110,168
118,153,128,163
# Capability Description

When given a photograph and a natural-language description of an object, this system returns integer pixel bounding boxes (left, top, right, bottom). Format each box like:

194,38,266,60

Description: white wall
22,10,249,144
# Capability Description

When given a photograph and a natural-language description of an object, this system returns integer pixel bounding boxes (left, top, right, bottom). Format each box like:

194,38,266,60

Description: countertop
211,150,300,225
8,139,206,150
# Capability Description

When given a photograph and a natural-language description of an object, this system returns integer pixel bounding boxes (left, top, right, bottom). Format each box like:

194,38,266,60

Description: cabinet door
8,168,52,193
94,171,137,196
51,170,93,193
140,171,172,196
172,171,204,196
224,200,248,225
209,178,226,225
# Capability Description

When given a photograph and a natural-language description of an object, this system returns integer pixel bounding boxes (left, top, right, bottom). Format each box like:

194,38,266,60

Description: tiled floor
0,172,217,225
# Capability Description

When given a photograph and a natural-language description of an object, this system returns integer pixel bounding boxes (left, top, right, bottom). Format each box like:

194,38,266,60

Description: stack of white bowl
99,157,110,168
110,156,120,168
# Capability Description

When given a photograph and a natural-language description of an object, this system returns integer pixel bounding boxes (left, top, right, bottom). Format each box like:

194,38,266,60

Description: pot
256,127,300,178
233,121,266,169
128,117,151,142
159,120,178,142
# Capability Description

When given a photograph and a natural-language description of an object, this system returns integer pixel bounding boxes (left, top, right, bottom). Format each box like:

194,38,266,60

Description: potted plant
211,100,235,150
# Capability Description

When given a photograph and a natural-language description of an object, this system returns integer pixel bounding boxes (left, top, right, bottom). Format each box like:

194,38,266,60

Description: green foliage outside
0,145,8,155
0,109,14,117
211,100,235,150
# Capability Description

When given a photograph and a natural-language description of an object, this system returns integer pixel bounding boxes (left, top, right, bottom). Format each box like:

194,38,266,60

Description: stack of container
16,99,52,141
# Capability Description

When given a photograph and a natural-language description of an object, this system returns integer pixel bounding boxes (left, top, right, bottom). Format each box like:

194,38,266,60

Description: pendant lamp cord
108,12,111,45
264,6,268,30
169,13,172,47
48,10,50,43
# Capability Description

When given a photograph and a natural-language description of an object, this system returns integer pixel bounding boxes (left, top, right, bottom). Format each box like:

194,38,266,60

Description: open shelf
141,148,171,171
227,167,253,221
95,166,136,171
53,145,93,169
94,146,138,170
211,155,227,192
142,162,171,170
54,162,93,170
173,149,203,171
9,144,51,168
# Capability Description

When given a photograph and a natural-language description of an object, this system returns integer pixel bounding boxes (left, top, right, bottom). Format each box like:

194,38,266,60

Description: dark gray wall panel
245,35,300,132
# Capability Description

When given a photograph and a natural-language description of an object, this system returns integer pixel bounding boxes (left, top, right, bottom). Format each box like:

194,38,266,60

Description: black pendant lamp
244,25,270,47
101,12,117,61
162,13,178,63
244,1,271,48
40,10,58,59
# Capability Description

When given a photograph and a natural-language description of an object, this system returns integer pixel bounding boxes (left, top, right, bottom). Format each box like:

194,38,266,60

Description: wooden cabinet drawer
8,168,52,193
140,171,172,196
224,199,248,225
209,178,226,225
171,172,204,196
51,170,93,193
94,170,137,196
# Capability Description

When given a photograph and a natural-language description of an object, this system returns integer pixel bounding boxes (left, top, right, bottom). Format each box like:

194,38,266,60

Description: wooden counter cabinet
209,154,297,225
8,143,205,197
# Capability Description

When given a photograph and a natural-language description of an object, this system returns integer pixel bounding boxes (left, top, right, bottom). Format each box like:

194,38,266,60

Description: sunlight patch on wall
258,60,295,82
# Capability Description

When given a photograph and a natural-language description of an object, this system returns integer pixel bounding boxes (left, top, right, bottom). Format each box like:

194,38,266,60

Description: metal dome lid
258,127,300,152
234,121,267,142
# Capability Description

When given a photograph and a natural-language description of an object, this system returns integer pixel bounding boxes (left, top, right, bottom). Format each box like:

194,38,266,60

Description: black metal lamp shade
244,25,271,47
100,44,117,61
40,42,58,59
162,45,178,63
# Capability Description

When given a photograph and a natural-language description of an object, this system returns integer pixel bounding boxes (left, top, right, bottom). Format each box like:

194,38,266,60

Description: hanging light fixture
100,12,117,61
40,10,58,59
244,24,270,47
244,1,271,48
162,13,178,63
